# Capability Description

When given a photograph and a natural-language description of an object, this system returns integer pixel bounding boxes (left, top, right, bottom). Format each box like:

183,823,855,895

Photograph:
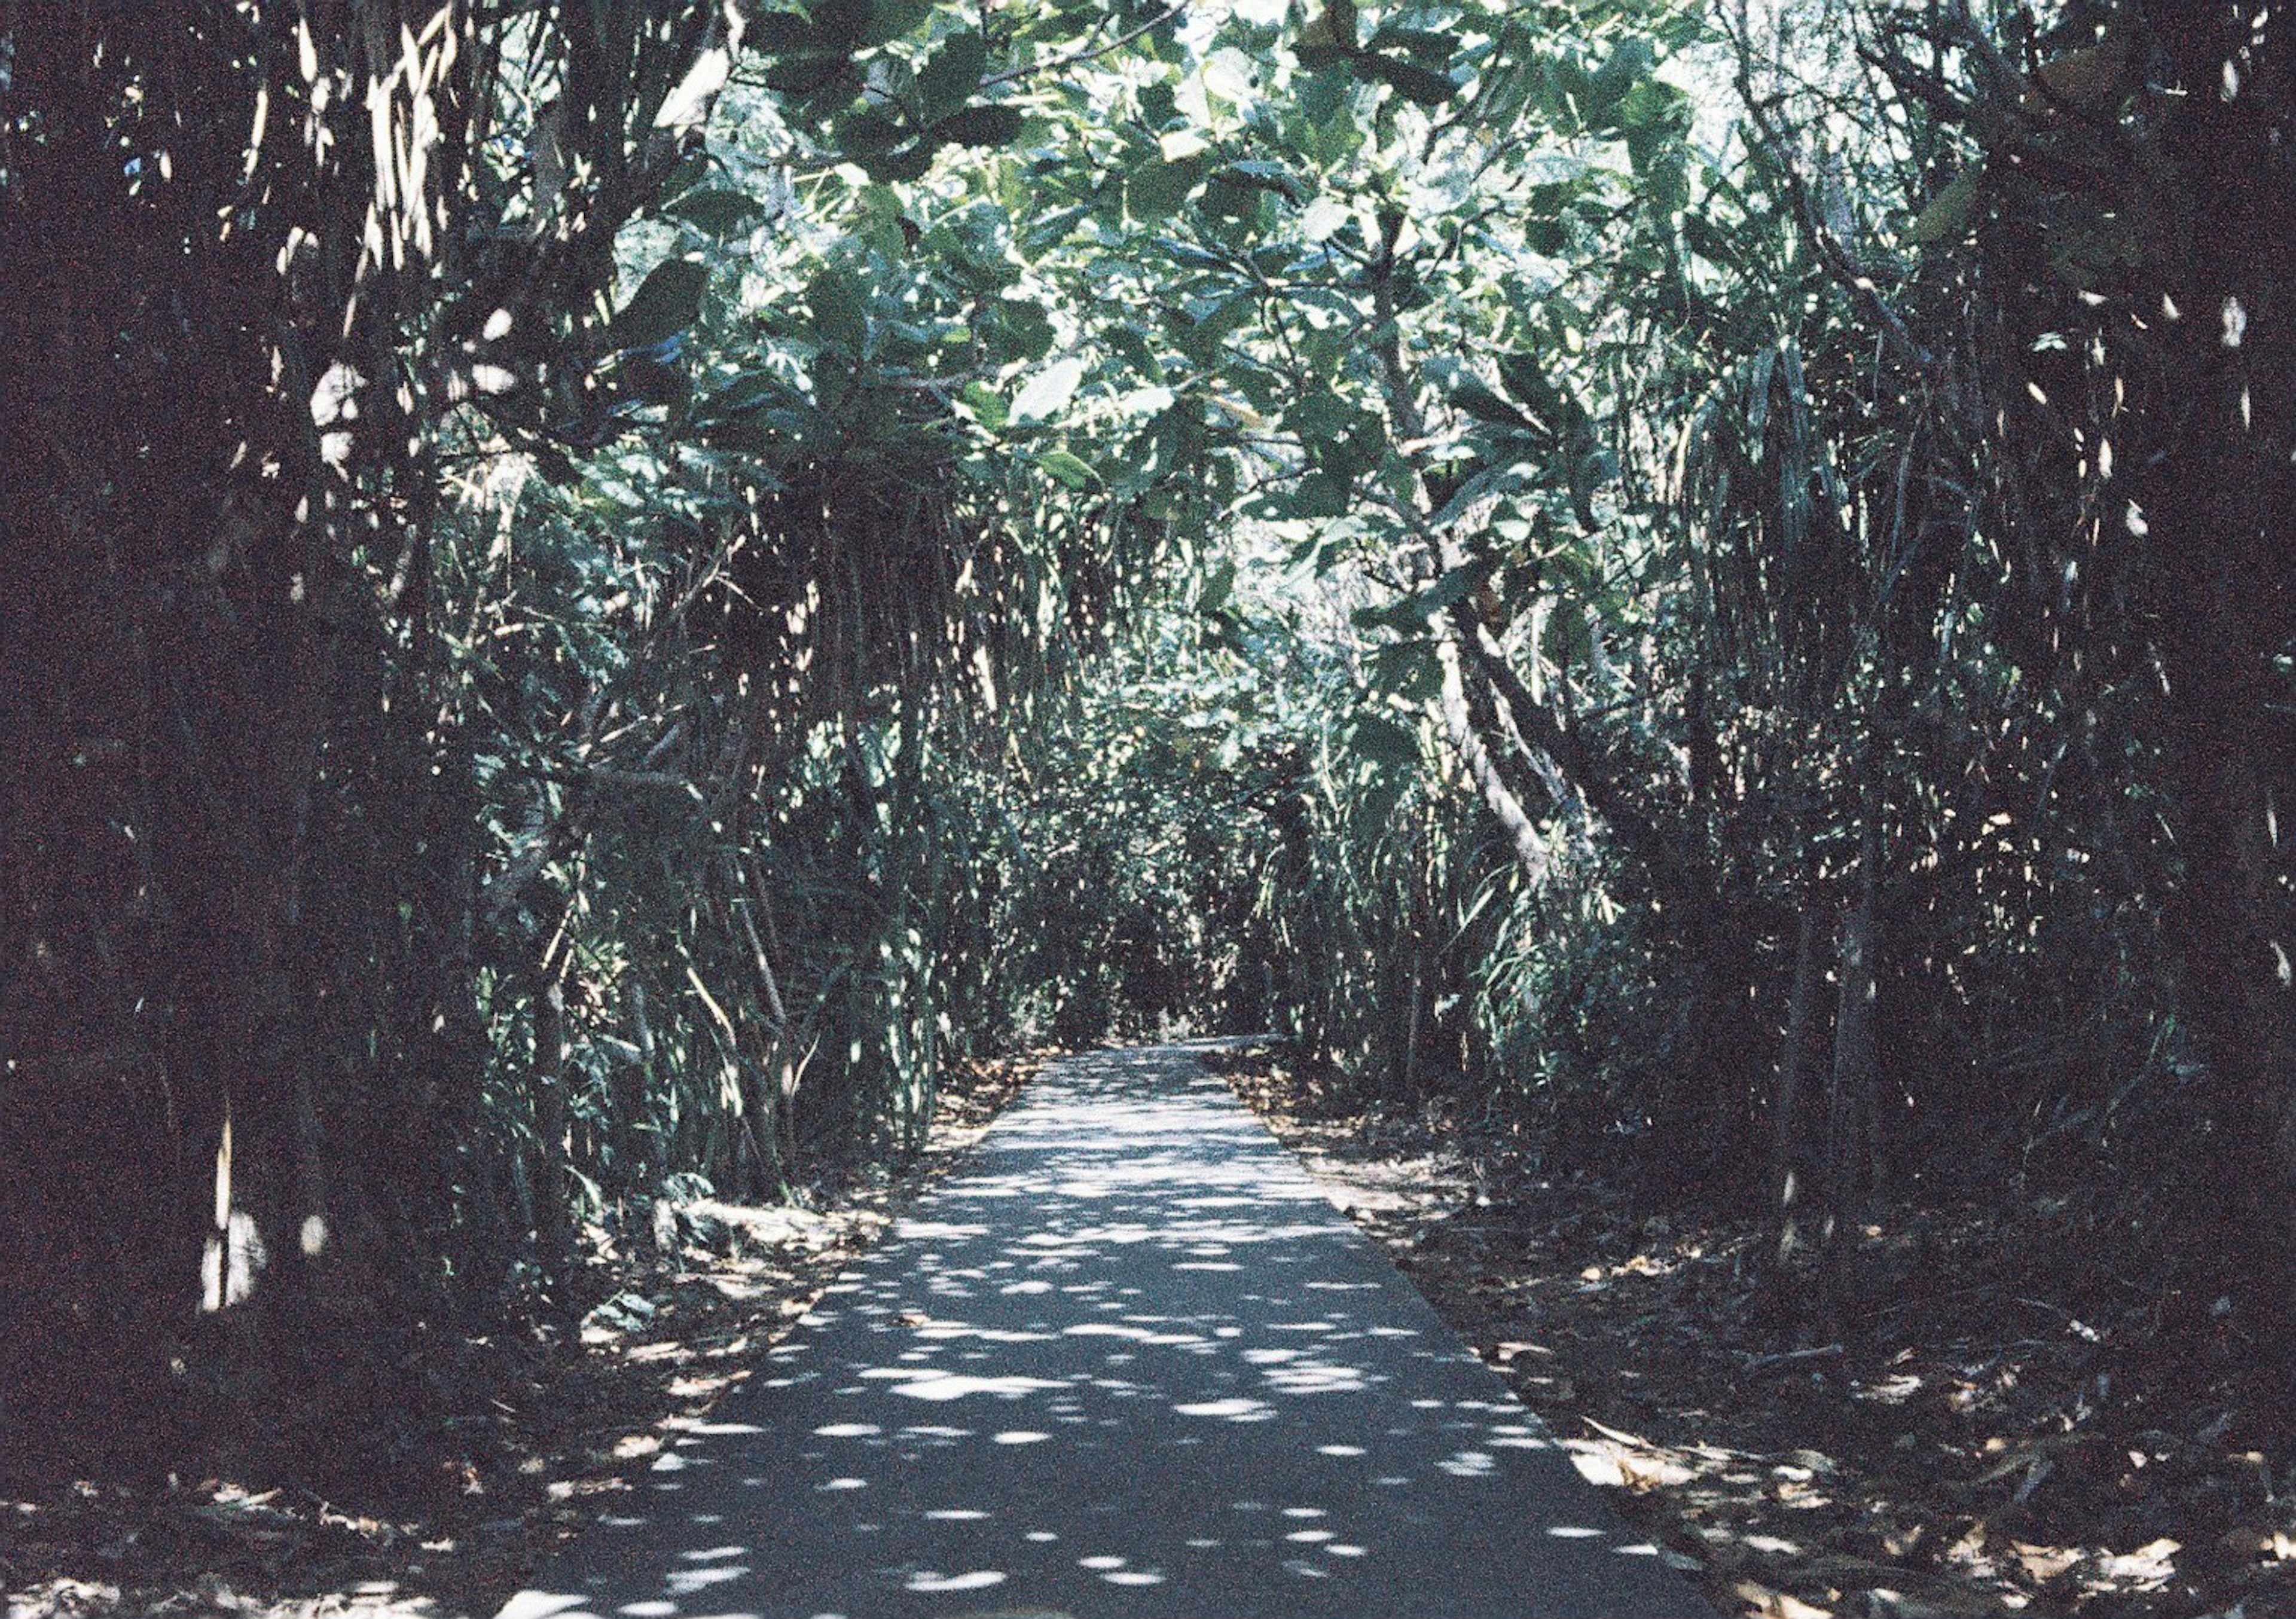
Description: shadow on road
501,1045,1714,1618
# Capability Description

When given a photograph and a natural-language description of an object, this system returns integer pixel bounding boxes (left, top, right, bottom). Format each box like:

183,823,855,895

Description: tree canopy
1,0,2289,1488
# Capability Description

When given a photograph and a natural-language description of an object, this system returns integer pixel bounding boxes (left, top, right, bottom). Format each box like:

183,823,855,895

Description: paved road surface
499,1044,1717,1618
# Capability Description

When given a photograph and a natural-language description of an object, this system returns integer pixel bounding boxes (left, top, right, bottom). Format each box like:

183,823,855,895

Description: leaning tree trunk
2134,3,2296,1397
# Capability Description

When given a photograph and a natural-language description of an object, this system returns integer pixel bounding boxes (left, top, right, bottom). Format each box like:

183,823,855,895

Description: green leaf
1367,25,1460,66
1366,640,1443,702
1587,36,1654,111
917,31,988,124
611,258,709,350
810,266,869,356
959,380,1009,430
1034,448,1099,488
1104,323,1164,381
1423,566,1480,613
1907,166,1982,246
665,188,765,236
995,297,1057,361
1167,294,1253,364
1010,356,1086,424
934,104,1024,148
859,140,937,183
835,106,909,154
1357,51,1457,106
1255,470,1348,520
1344,711,1422,770
1451,378,1528,429
1128,156,1205,221
857,0,935,47
702,369,787,417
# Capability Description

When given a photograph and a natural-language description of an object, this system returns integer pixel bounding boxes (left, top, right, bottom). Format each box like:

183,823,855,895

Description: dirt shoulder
1216,1047,2295,1619
1,1057,1042,1619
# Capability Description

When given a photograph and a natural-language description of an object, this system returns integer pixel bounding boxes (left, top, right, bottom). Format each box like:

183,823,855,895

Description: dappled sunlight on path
497,1044,1714,1618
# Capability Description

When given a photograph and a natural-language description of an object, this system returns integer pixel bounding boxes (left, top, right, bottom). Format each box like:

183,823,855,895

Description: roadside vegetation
3,3,2289,1613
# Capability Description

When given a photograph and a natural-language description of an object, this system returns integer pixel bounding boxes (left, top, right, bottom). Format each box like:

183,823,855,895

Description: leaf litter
1216,1047,2296,1619
1,1058,1040,1619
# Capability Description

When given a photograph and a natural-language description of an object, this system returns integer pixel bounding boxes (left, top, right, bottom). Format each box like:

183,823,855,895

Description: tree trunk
2127,6,2296,1394
1772,903,1827,1266
1819,815,1882,1325
533,985,579,1320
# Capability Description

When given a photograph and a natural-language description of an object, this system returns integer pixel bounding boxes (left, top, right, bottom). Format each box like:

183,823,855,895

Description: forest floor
0,1057,1040,1619
1216,1048,2296,1619
12,1043,2292,1619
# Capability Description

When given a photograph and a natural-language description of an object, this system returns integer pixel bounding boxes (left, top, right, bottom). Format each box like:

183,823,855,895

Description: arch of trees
1,0,2288,1476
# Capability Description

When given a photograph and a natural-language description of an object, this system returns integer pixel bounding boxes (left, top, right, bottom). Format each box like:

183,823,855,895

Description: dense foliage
2,0,2289,1475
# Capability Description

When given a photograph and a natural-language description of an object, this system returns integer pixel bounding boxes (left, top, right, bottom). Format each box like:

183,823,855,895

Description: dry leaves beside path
2,1059,1040,1619
1217,1049,2296,1619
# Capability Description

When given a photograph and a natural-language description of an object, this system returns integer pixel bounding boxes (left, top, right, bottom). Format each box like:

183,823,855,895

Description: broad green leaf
703,370,786,417
1366,640,1443,702
835,107,908,154
1294,193,1349,242
810,266,869,356
860,141,936,183
995,297,1057,361
611,258,708,350
1589,36,1654,109
1128,157,1204,222
1358,51,1457,107
665,188,765,236
1344,711,1422,770
856,0,935,47
1451,378,1528,429
1010,356,1086,424
1907,166,1982,246
1104,323,1164,381
917,31,988,124
1034,448,1098,488
959,381,1009,430
934,105,1024,148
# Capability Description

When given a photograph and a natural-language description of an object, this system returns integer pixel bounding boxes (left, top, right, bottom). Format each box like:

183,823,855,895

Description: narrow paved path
500,1045,1716,1618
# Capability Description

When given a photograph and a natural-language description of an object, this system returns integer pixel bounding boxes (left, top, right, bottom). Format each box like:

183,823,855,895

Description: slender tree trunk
1773,902,1826,1266
533,985,578,1320
1820,815,1882,1325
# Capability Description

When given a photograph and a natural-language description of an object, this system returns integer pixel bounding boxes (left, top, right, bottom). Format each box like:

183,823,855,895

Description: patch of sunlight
497,1596,588,1619
1266,1362,1372,1394
1174,1397,1275,1421
904,1569,1006,1593
667,1562,749,1594
887,1373,1065,1401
